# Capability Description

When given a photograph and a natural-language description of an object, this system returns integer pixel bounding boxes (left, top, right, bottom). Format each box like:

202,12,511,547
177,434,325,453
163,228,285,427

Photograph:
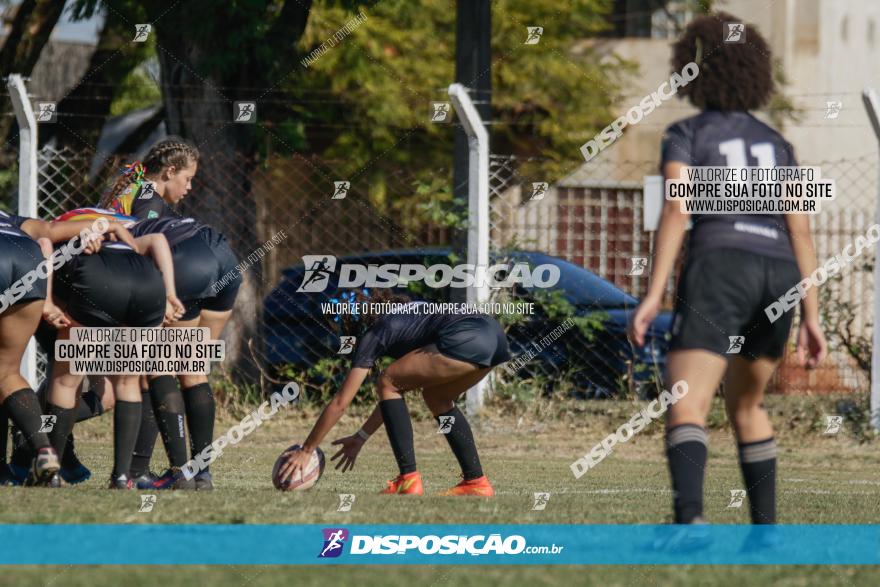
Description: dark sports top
130,216,208,247
661,111,797,261
0,210,31,239
109,180,177,220
351,304,472,368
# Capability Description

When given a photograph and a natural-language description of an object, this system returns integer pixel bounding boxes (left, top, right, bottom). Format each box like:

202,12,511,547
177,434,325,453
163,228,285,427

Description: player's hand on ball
628,294,661,347
330,434,365,473
277,445,313,484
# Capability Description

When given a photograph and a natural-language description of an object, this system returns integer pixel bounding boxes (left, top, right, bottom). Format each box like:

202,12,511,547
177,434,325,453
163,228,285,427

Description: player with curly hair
629,12,827,526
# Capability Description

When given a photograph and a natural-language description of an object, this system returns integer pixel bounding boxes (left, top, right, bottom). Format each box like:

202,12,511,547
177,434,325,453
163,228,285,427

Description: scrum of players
0,138,242,490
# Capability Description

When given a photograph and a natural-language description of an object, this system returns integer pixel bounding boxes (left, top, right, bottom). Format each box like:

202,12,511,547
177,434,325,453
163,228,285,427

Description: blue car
263,248,672,398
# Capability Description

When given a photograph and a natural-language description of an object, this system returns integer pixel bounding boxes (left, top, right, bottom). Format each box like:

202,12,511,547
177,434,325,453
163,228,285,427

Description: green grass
1,395,880,585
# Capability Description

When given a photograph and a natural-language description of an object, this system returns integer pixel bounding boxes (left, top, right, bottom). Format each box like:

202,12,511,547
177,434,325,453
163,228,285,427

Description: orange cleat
437,475,494,497
379,471,424,495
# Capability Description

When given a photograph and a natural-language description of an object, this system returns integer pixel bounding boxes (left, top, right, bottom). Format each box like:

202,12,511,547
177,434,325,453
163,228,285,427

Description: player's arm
785,213,828,367
277,367,370,482
37,237,72,329
134,233,185,323
330,404,384,472
628,160,690,346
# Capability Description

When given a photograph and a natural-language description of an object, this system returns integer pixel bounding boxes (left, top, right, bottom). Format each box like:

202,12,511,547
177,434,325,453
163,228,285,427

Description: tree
0,0,67,147
43,2,152,151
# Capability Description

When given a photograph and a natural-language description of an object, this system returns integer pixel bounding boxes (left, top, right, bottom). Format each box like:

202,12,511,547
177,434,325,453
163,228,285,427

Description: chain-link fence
489,152,878,395
27,141,878,397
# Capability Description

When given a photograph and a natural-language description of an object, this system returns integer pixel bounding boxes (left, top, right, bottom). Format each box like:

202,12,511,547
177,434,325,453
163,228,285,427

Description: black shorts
172,228,241,321
0,234,46,310
54,246,166,327
436,314,511,368
670,248,801,360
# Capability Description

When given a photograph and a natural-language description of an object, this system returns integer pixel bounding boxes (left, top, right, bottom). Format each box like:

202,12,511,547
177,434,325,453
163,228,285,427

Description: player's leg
724,356,781,524
175,308,232,490
107,374,143,489
376,344,488,495
0,300,60,486
665,349,728,524
421,368,493,496
45,325,88,486
130,375,160,485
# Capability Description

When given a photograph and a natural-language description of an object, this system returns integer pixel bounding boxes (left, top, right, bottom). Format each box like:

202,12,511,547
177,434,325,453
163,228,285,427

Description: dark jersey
130,216,208,247
351,304,472,368
109,180,177,220
661,111,797,261
131,183,176,220
0,210,31,239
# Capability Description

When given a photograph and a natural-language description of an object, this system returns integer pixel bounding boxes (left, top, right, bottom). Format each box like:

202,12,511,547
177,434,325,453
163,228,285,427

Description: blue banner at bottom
0,524,878,565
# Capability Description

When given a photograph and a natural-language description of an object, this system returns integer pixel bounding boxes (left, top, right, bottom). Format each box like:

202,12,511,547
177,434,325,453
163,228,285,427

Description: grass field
1,393,879,585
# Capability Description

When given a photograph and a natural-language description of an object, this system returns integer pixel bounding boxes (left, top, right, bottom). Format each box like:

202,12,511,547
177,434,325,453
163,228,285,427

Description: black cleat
151,467,196,491
24,447,61,487
194,470,214,491
133,470,161,490
108,473,134,490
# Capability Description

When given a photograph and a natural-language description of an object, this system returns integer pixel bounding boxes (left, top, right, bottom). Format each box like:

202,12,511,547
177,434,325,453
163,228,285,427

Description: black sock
45,403,77,462
0,406,7,463
666,424,708,524
112,400,141,478
182,383,215,472
379,398,416,475
131,391,159,477
149,375,188,467
3,389,51,451
61,432,83,470
436,406,483,480
738,437,777,524
77,389,104,422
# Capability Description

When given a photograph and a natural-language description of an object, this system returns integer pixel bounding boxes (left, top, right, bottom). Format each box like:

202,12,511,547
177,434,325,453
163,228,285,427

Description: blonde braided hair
101,137,200,208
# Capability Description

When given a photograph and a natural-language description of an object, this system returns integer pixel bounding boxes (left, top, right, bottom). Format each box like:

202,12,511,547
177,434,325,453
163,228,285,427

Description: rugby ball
272,444,325,491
